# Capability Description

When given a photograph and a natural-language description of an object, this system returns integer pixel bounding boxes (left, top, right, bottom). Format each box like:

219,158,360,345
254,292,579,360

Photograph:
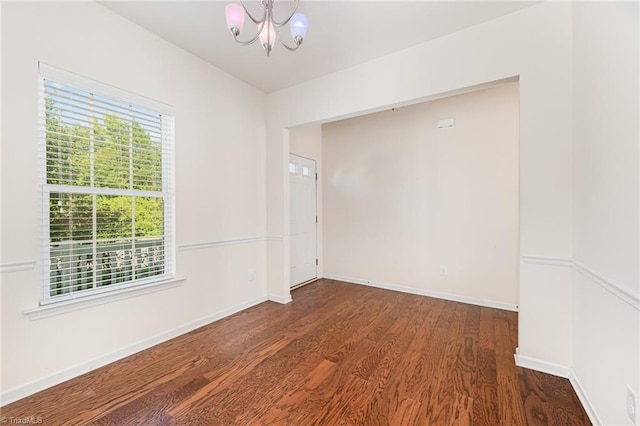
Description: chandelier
225,0,308,56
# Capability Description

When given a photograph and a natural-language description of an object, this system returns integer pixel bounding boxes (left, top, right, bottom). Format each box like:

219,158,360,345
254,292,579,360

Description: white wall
321,84,519,308
290,125,322,161
289,125,323,280
1,2,267,403
572,2,639,425
267,0,573,367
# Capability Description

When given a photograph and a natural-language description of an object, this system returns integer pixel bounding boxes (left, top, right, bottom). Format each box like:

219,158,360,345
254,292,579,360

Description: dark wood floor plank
338,317,414,424
474,346,501,425
361,296,440,423
1,279,591,425
498,373,529,425
450,391,473,425
388,298,447,402
389,397,424,425
253,359,337,425
495,315,520,377
420,303,468,418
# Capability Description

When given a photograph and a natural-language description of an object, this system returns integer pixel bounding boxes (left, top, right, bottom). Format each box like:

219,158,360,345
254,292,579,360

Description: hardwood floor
2,279,590,425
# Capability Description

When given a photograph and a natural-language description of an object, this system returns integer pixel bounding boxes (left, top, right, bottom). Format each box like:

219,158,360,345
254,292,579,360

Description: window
38,64,174,303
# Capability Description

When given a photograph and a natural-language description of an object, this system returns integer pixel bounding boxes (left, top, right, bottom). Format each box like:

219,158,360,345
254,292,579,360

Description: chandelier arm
271,0,300,27
278,37,301,51
239,0,266,25
232,21,265,46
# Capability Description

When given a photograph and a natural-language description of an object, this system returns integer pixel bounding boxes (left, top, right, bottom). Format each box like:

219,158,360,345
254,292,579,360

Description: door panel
290,154,317,287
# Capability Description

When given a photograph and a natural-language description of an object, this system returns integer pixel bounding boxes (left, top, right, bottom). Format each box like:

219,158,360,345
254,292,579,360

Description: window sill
24,277,185,321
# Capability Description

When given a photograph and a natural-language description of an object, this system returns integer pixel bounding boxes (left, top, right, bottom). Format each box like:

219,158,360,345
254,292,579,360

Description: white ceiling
100,1,537,93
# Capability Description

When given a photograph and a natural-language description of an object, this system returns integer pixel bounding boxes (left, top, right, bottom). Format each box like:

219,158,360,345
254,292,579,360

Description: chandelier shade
259,22,277,53
290,13,308,40
224,0,308,56
225,3,245,34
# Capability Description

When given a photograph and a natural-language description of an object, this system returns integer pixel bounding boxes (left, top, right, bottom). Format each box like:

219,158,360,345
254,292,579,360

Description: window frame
37,63,176,305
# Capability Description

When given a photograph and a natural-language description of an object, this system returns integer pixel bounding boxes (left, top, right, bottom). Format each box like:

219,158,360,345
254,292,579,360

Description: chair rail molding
521,255,639,311
178,236,275,252
0,260,37,273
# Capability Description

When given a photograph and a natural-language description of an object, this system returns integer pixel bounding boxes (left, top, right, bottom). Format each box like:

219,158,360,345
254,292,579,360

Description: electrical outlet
628,385,638,423
248,269,255,283
439,265,448,276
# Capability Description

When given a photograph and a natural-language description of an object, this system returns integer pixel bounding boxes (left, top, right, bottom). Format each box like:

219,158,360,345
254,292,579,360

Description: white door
289,154,317,287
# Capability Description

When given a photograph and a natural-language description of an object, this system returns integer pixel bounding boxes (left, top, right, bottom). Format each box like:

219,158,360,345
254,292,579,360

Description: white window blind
38,64,175,304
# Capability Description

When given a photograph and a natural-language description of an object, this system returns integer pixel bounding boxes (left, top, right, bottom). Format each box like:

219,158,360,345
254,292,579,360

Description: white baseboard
514,348,570,378
568,370,602,426
268,293,293,304
323,273,518,312
1,294,268,407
